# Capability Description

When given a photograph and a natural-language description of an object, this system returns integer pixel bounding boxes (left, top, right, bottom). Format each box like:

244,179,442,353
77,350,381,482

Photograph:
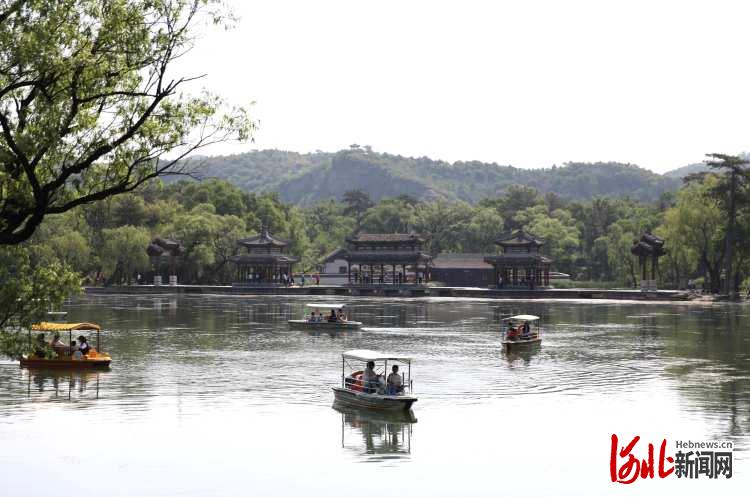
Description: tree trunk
723,169,737,295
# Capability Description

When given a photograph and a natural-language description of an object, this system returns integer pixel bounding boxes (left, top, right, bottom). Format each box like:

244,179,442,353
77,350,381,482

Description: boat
501,314,542,352
288,303,362,330
332,349,417,411
19,322,112,369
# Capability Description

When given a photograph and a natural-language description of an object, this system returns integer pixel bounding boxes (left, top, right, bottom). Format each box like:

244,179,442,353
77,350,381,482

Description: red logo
610,434,675,484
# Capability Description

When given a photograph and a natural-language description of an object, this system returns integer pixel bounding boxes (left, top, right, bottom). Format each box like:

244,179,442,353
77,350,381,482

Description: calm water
0,295,748,496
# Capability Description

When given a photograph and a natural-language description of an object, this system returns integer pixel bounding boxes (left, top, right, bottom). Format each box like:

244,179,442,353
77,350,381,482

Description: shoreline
83,284,706,302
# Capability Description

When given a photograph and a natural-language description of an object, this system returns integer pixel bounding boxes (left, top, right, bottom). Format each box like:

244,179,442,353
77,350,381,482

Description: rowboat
19,322,112,369
332,349,417,411
288,303,362,330
501,314,542,352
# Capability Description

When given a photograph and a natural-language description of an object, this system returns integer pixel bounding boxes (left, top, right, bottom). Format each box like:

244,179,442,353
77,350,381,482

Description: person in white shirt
387,365,404,395
362,361,380,393
70,340,83,360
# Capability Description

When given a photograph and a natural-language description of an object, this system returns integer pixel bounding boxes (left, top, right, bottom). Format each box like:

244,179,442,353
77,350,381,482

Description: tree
342,189,374,229
0,245,80,358
0,0,253,245
701,154,750,295
100,225,151,284
659,179,725,292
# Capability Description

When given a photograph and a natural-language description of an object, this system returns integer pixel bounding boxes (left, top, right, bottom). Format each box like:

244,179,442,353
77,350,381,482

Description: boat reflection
24,368,103,402
504,348,539,366
333,402,416,460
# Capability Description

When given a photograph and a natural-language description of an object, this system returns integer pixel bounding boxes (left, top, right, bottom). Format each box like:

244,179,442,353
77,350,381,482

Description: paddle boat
288,303,362,330
19,322,112,369
501,314,542,352
332,349,417,411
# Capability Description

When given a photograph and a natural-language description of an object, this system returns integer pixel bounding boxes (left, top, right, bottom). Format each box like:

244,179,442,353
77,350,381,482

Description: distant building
484,230,552,288
318,247,349,285
341,233,432,285
229,227,299,286
430,253,494,287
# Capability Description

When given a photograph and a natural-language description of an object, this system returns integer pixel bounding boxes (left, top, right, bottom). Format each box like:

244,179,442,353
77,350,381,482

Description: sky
177,0,750,173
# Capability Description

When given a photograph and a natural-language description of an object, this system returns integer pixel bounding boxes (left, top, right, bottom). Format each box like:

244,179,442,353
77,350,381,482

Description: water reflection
24,369,102,403
334,403,416,461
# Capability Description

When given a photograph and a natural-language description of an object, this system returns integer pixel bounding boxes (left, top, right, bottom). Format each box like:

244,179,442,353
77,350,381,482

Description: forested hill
184,148,682,205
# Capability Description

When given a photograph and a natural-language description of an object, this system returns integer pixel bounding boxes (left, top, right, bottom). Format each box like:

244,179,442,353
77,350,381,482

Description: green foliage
0,245,81,358
184,149,682,206
100,226,151,284
0,0,253,245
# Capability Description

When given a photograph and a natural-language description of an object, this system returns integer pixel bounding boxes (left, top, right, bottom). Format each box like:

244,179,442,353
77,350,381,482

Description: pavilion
340,233,432,285
484,230,552,288
229,227,299,285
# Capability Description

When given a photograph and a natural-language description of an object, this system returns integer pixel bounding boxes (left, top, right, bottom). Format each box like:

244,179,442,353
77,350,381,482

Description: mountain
663,163,709,179
186,148,683,205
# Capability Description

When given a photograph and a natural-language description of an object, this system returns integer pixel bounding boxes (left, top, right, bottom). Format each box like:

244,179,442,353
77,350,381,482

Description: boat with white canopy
501,314,542,352
288,303,362,330
332,349,417,411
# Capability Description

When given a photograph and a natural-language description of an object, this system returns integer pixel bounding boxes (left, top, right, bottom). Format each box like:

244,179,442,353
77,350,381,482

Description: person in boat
521,321,531,339
77,335,91,355
70,341,83,360
362,361,381,394
387,365,404,395
506,323,520,340
336,309,346,322
327,309,337,322
49,333,68,355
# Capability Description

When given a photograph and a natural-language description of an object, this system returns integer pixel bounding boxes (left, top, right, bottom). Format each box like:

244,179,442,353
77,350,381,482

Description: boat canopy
31,322,101,332
342,349,412,362
306,303,347,310
503,314,540,322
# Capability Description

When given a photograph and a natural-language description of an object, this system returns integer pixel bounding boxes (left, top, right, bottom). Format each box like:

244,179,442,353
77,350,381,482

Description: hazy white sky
179,0,750,173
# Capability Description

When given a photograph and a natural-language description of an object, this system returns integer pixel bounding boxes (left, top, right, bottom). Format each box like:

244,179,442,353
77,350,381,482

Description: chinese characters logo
610,434,733,484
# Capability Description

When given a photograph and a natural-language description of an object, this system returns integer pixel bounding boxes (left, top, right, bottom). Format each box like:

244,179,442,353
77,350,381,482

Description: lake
0,295,747,496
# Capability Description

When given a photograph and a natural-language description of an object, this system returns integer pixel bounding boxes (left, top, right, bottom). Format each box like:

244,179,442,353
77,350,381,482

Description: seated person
328,309,337,322
70,341,83,360
362,361,380,394
506,325,520,340
49,333,68,356
336,310,346,322
521,321,531,338
386,365,404,395
77,335,91,355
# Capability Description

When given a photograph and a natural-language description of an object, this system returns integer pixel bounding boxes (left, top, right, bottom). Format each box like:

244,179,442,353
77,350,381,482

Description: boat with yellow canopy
19,322,112,368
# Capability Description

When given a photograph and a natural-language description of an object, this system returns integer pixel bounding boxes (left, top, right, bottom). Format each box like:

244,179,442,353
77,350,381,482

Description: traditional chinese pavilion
630,232,666,291
484,230,552,288
341,233,432,285
229,227,299,285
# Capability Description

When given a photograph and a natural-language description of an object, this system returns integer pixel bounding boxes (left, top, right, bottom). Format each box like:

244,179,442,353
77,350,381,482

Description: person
387,365,404,395
522,321,531,338
78,335,91,355
362,361,380,394
49,333,67,355
314,273,320,285
506,323,519,340
301,274,306,287
70,341,83,360
336,309,346,322
328,309,337,322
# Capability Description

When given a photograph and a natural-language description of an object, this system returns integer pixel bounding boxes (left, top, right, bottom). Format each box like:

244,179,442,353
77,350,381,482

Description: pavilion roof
484,253,552,264
321,247,346,263
228,254,299,264
237,228,290,248
346,232,426,244
432,253,493,269
343,250,432,264
495,229,545,247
